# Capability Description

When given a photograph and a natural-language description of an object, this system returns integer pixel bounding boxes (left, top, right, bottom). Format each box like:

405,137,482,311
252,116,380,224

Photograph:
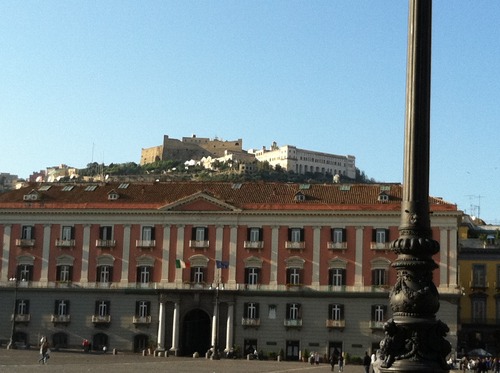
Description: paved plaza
0,348,336,373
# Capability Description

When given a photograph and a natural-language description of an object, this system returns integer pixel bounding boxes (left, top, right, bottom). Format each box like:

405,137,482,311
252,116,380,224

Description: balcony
15,239,35,248
370,242,390,250
189,240,209,249
327,242,347,250
136,240,156,249
329,285,346,292
92,315,111,324
284,319,302,328
369,320,385,329
51,314,71,324
55,239,76,248
285,241,306,250
241,318,261,327
11,314,31,323
133,315,152,325
95,239,116,248
243,241,264,250
326,319,346,329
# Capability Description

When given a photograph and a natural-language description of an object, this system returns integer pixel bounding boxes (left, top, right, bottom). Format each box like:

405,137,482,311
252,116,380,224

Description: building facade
457,216,500,355
252,143,356,179
0,182,460,359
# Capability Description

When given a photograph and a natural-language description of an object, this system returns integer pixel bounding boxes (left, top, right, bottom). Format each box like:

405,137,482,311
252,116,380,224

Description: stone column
157,296,166,351
81,224,91,283
1,225,12,281
270,226,279,288
120,224,131,285
354,226,364,287
161,225,171,285
170,300,180,355
40,224,51,284
225,302,234,351
228,226,237,287
175,225,185,286
312,226,321,288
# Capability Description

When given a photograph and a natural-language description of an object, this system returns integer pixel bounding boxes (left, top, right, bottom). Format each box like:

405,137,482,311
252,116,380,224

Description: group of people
460,356,500,373
329,348,344,372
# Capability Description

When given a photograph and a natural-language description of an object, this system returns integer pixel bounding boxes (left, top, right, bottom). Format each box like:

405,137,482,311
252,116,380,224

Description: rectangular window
17,265,33,282
329,304,344,320
195,227,207,241
248,228,261,242
245,268,260,285
472,264,486,287
472,297,486,322
96,300,110,317
332,229,344,243
16,299,30,315
268,305,277,319
136,301,150,318
287,268,301,285
329,268,345,286
55,300,70,316
97,266,112,283
372,305,386,322
192,267,205,283
138,266,151,283
21,225,34,240
141,226,155,241
375,229,388,243
286,303,301,320
372,269,387,286
61,226,74,240
244,302,260,319
99,226,113,240
289,228,303,242
57,265,72,282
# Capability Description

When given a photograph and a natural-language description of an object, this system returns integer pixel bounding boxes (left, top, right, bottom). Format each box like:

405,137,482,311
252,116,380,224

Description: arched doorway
181,308,211,356
92,332,108,352
134,334,149,353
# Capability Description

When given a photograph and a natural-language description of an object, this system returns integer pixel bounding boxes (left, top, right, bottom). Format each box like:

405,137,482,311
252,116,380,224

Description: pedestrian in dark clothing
363,352,371,373
330,348,340,372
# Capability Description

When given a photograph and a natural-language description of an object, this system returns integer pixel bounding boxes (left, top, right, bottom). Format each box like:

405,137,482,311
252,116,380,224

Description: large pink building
0,181,461,360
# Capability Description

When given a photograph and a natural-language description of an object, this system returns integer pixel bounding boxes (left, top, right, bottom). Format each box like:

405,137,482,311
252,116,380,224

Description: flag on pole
216,260,229,269
175,259,190,269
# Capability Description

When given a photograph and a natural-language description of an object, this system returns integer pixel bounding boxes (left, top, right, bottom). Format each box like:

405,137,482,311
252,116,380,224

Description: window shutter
298,304,302,319
191,227,197,240
243,303,249,318
286,268,291,283
255,303,260,318
244,268,249,284
340,304,345,319
328,269,333,285
328,304,333,318
71,227,75,239
286,303,291,318
371,270,376,285
135,301,140,316
258,228,263,241
145,301,151,316
95,301,99,314
136,267,141,282
372,229,377,242
371,305,376,319
54,300,59,314
247,228,251,241
341,269,346,285
68,266,73,281
66,300,70,314
109,266,114,282
256,268,261,283
288,229,292,241
190,268,195,282
25,300,30,313
385,229,390,242
151,227,156,240
105,301,111,314
342,229,346,242
300,228,304,241
204,227,208,239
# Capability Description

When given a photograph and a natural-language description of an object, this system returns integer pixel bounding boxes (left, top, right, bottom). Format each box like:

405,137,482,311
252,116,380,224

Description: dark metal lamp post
379,1,451,372
6,277,18,350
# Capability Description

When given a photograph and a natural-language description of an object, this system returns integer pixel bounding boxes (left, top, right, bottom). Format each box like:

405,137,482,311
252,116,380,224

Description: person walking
38,338,50,364
363,352,371,373
338,353,344,372
330,348,340,372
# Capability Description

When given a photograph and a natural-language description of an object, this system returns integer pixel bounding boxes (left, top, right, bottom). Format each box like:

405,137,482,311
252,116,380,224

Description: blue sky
1,1,499,223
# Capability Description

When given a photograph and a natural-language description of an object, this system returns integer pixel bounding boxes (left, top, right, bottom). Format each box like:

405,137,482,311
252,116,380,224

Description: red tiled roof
0,181,457,212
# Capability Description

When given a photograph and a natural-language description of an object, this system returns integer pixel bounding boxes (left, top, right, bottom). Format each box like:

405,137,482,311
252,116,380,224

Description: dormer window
378,192,389,202
294,192,306,202
23,190,40,201
107,190,119,200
